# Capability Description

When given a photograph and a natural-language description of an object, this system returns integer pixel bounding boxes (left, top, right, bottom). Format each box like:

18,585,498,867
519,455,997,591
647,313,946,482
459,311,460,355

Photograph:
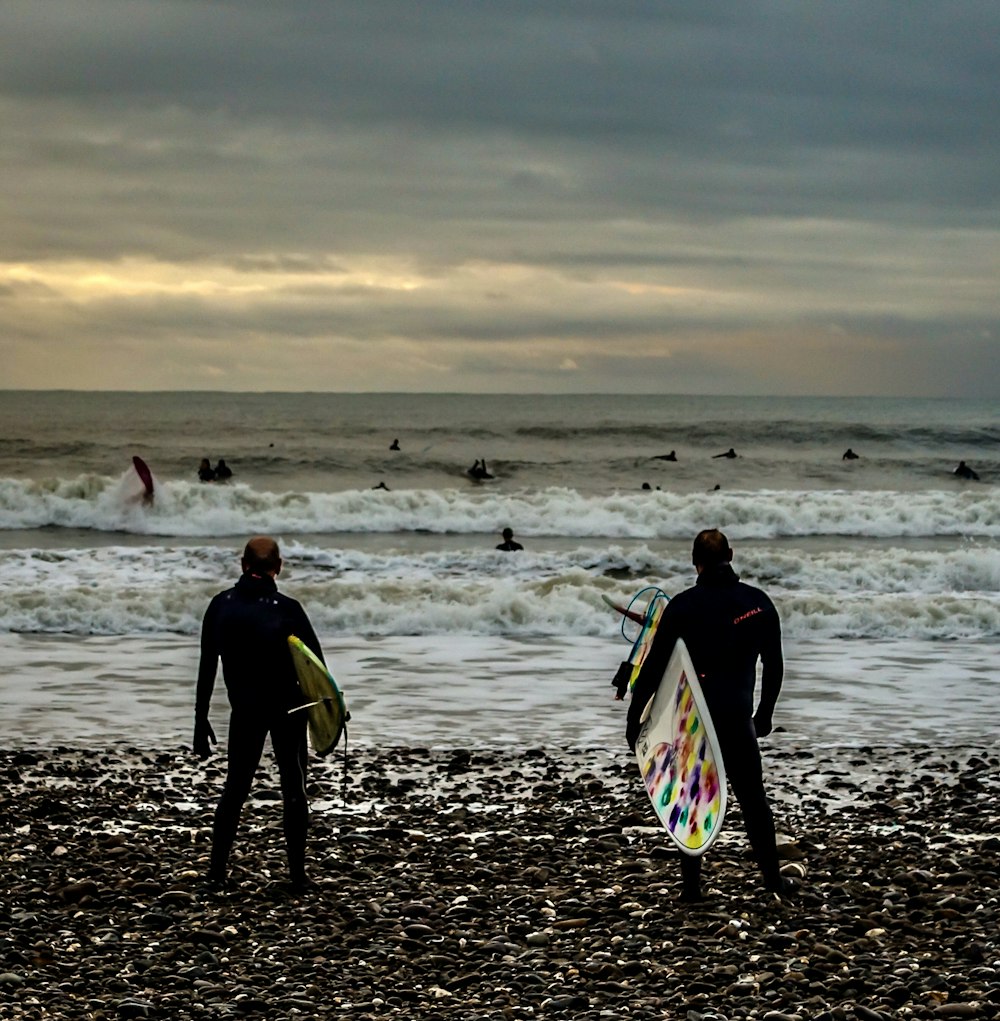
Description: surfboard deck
287,635,347,756
634,637,727,855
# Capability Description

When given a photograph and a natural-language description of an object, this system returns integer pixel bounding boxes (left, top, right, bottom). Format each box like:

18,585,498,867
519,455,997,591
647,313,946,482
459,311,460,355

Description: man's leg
271,713,309,888
717,717,783,890
210,711,268,882
679,852,704,901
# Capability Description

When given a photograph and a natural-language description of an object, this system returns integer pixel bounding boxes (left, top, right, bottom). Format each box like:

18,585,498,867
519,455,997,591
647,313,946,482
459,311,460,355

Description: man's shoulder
733,580,779,621
272,589,310,615
247,585,302,610
665,584,700,609
736,579,775,604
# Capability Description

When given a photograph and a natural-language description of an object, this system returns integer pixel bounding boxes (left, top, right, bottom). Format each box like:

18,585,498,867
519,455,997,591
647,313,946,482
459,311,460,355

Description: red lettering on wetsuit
733,607,763,625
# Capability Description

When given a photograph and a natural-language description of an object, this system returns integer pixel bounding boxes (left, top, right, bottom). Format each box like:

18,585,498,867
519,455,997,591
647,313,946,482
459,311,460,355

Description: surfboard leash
340,723,349,806
622,586,669,642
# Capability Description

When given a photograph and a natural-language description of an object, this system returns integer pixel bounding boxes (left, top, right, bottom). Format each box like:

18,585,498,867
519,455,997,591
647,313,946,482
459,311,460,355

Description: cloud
1,1,999,394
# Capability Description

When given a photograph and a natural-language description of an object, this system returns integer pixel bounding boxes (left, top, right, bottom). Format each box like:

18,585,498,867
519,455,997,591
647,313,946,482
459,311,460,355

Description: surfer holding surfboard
624,529,791,903
194,536,327,894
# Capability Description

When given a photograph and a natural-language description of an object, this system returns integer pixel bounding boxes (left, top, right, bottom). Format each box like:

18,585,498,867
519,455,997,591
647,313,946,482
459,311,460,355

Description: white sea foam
3,541,1000,640
1,476,998,539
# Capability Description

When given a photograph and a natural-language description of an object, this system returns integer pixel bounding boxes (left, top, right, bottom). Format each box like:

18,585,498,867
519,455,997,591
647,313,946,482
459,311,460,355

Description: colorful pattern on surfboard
624,588,669,691
287,635,347,756
635,638,727,855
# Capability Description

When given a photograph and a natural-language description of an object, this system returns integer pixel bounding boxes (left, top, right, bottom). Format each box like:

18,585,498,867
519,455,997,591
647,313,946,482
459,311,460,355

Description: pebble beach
3,742,998,1021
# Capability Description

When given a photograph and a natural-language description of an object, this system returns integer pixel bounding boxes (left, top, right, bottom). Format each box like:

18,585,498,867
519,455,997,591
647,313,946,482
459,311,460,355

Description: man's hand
611,661,632,701
752,711,773,738
193,718,217,759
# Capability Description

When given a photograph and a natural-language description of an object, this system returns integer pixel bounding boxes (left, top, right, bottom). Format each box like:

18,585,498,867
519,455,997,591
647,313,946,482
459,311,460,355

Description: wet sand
2,743,998,1020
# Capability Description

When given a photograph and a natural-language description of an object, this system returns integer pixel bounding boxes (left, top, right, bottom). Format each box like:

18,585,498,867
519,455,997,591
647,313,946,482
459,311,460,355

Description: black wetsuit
196,573,324,884
625,564,784,895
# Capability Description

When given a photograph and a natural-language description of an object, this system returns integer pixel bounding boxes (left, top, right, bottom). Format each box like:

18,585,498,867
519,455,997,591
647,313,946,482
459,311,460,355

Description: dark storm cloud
5,2,999,222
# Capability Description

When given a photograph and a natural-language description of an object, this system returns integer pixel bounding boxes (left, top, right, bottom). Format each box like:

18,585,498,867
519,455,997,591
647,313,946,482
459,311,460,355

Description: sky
2,1,999,396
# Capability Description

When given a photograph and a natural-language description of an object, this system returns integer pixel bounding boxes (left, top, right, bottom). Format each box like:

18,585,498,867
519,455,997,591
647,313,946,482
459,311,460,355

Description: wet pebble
0,745,996,1021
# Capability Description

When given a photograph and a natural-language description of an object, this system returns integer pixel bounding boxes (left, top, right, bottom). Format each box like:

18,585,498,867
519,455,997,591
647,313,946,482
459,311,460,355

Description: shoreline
4,633,1000,753
3,744,998,1020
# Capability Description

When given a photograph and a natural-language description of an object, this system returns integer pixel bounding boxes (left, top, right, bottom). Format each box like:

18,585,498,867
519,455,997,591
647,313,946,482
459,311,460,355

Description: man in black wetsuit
625,529,788,902
496,527,523,551
193,536,325,893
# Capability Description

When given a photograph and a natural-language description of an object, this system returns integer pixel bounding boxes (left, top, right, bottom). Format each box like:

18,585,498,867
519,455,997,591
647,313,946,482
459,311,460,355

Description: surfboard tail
601,593,647,625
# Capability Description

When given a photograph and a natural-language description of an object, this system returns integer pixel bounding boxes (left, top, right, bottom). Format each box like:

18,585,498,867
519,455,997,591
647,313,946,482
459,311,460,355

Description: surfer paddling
194,536,326,895
624,529,790,903
954,460,980,480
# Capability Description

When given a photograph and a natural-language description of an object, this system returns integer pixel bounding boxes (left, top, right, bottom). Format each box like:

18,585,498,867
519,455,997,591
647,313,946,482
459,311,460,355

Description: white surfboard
634,638,727,855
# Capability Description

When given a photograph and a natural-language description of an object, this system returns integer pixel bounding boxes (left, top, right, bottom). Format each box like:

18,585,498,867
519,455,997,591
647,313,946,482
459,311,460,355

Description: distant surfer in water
214,459,233,480
197,458,216,482
712,448,738,459
193,536,326,894
652,450,677,461
467,459,494,481
496,527,523,551
624,529,789,903
842,448,859,461
954,461,980,480
389,438,400,451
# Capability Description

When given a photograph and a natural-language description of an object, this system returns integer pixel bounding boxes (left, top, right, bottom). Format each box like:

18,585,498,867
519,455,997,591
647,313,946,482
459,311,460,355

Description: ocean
1,391,997,752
